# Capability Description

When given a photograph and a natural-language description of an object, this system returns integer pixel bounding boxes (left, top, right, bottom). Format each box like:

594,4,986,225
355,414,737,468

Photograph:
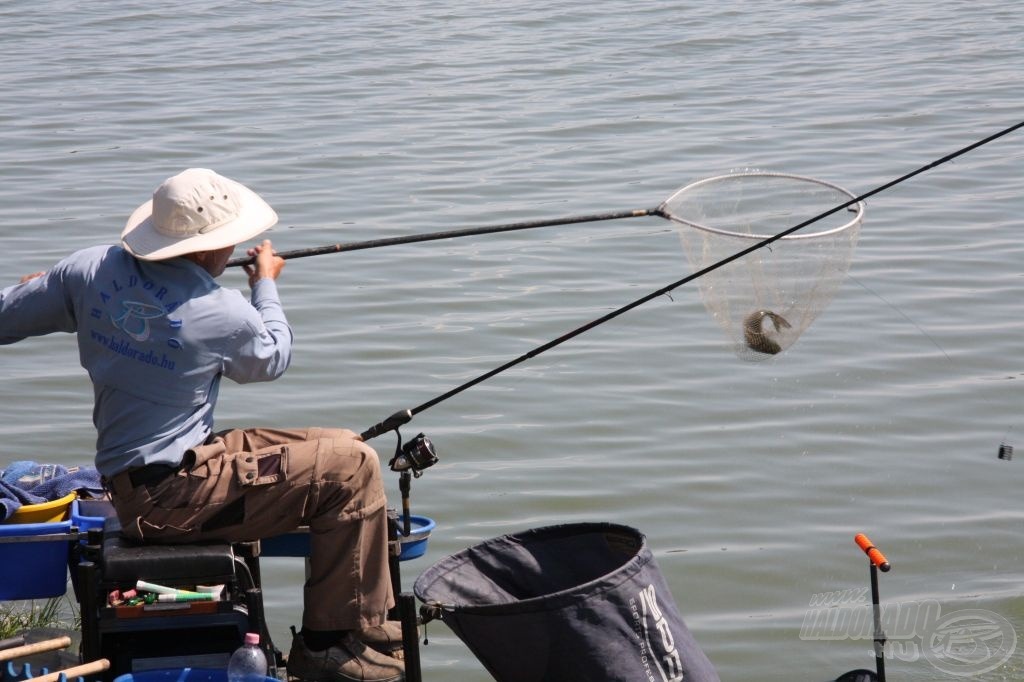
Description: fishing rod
359,119,1024,455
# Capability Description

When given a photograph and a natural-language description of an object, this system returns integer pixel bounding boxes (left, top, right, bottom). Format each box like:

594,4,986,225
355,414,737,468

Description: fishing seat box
76,517,269,680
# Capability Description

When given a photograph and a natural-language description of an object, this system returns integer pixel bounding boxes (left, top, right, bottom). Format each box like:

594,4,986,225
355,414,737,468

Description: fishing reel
389,430,438,477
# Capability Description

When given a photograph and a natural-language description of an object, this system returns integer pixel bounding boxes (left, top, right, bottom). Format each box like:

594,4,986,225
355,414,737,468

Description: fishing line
846,273,952,363
358,119,1024,442
846,273,1018,459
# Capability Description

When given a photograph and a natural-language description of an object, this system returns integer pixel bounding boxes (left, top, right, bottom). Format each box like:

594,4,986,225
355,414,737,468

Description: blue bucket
0,519,72,599
397,514,435,560
114,669,275,682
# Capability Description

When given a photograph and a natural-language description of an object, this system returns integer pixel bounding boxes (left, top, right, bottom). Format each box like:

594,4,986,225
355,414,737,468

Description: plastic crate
0,520,72,600
70,498,115,538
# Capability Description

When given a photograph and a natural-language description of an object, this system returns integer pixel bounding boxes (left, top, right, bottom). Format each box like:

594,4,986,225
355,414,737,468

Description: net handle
659,171,865,240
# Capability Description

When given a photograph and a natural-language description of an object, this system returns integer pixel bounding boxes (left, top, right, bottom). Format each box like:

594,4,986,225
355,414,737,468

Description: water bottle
227,632,267,682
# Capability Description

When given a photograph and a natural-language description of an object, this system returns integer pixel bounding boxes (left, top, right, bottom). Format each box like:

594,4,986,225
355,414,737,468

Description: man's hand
19,271,45,284
243,239,285,288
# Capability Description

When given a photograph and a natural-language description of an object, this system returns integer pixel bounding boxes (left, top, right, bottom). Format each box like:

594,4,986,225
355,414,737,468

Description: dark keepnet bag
413,522,720,682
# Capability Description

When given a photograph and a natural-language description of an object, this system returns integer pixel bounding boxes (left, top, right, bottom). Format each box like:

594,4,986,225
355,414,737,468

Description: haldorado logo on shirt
88,272,184,370
111,300,165,342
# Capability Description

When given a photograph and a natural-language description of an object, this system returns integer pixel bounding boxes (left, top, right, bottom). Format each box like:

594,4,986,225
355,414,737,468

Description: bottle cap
244,632,260,646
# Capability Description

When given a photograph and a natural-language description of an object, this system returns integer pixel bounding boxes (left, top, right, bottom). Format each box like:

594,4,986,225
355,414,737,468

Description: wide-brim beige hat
122,168,278,261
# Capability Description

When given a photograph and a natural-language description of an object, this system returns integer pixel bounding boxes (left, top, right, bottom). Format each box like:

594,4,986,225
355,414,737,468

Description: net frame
660,170,865,239
662,171,865,361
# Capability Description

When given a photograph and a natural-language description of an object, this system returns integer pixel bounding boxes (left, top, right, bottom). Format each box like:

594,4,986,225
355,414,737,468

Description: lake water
1,1,1023,679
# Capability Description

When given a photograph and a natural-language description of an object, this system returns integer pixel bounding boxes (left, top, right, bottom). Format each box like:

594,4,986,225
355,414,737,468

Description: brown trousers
107,427,393,631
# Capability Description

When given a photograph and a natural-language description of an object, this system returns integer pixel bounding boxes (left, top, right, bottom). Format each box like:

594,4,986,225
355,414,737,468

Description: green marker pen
156,592,215,603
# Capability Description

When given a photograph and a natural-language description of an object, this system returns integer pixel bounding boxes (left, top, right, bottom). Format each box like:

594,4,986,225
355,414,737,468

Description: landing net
662,171,864,361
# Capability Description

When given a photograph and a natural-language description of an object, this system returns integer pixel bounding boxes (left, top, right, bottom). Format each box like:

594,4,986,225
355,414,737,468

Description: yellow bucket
5,492,77,524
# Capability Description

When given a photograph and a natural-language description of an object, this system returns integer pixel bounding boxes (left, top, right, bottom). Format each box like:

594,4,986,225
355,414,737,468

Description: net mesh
663,171,863,362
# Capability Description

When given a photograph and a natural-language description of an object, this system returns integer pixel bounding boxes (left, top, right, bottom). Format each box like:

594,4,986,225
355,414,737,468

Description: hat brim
121,176,278,261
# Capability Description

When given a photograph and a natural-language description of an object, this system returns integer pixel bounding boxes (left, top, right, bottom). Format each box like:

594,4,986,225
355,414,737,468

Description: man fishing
0,168,404,682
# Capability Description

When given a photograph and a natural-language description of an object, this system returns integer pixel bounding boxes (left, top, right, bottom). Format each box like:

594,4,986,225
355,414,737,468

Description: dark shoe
356,621,405,658
287,632,404,682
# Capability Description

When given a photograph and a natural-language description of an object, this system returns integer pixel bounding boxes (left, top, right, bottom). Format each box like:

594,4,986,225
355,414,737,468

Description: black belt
127,462,181,488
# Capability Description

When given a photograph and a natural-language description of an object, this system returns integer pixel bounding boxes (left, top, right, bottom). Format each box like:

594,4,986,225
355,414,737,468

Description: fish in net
662,171,863,361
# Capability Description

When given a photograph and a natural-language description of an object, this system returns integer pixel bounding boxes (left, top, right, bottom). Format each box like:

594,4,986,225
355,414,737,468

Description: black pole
358,119,1024,440
399,592,423,682
400,471,412,537
386,510,402,622
227,208,656,268
870,562,887,682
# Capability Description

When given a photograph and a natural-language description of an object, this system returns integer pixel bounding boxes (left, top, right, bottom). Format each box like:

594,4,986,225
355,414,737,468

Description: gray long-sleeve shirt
0,244,292,476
